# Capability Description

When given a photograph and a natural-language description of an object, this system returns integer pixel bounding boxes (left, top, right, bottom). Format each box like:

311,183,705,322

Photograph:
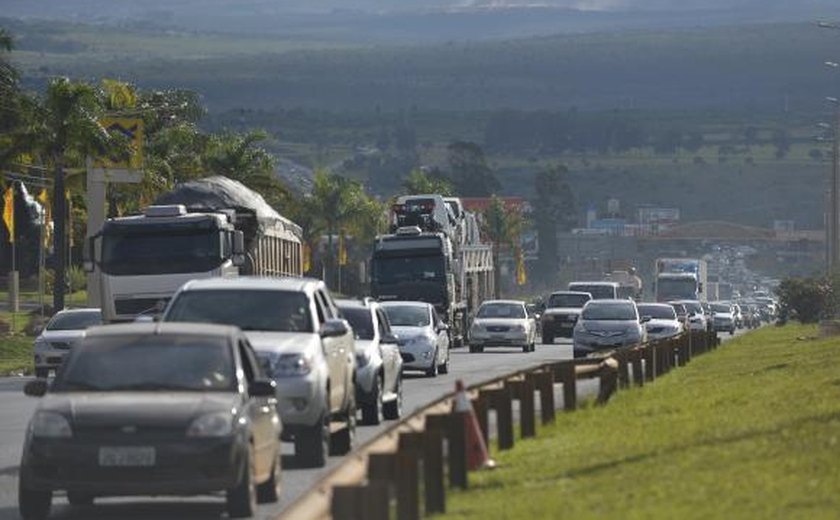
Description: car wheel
382,376,403,420
530,341,536,352
226,445,257,519
67,491,94,506
330,394,356,456
34,368,49,379
18,479,51,520
361,375,383,426
256,450,281,504
543,333,554,344
729,329,735,336
295,412,329,468
468,344,480,353
438,353,450,374
425,352,439,378
522,344,529,353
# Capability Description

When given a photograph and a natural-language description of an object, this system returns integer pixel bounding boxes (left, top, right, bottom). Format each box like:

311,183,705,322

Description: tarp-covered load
154,176,302,244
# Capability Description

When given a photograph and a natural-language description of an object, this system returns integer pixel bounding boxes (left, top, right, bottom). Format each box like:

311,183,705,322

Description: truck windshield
164,290,313,333
373,256,445,284
568,284,616,299
101,226,225,275
547,293,590,308
657,279,697,300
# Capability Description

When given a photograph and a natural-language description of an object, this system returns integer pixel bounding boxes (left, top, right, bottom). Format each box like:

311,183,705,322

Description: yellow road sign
95,117,144,169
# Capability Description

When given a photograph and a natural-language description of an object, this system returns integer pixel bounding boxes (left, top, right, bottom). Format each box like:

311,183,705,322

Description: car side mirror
640,316,652,323
24,379,48,397
248,379,277,398
381,332,399,345
320,319,349,338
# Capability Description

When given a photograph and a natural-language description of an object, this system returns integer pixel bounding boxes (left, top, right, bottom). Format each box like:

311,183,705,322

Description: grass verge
439,325,840,520
0,335,32,375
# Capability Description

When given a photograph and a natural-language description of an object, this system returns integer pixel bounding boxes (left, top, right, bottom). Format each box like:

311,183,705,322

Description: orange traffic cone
453,379,496,470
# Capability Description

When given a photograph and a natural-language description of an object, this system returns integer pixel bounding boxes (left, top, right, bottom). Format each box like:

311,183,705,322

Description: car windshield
477,303,526,319
637,305,677,320
46,311,102,331
712,303,731,313
382,305,430,327
165,289,313,332
569,284,615,299
53,334,235,392
680,301,703,314
547,293,590,308
340,307,375,340
582,303,637,321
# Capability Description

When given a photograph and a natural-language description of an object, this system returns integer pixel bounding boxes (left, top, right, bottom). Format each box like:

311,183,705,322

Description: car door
237,337,275,480
315,290,350,412
375,307,400,393
323,289,355,408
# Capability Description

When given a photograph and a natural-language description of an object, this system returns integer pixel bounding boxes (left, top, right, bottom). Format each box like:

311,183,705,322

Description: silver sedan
467,300,537,353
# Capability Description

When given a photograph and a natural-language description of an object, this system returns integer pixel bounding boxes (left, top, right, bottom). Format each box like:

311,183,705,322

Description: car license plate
491,334,506,340
98,446,156,467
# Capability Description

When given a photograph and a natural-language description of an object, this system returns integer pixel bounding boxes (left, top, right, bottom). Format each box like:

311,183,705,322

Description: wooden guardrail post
596,359,619,405
644,344,656,382
554,361,577,411
534,369,556,425
509,376,537,439
492,386,514,450
332,483,390,520
614,349,630,389
423,415,448,514
396,433,423,520
448,412,468,490
631,348,644,387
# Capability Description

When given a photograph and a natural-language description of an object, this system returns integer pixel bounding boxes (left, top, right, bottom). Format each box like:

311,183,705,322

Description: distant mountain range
3,0,840,43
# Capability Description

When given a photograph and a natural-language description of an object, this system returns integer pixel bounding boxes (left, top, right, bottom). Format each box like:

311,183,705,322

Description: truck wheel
360,375,383,426
256,451,281,504
330,395,356,456
382,377,402,420
425,353,439,378
295,414,329,468
18,479,51,520
226,445,257,518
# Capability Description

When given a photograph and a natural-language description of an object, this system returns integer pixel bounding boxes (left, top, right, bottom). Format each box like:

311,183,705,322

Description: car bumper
273,373,327,429
541,319,578,337
469,332,529,347
20,437,245,495
573,337,638,357
33,349,70,370
399,341,437,370
713,321,734,331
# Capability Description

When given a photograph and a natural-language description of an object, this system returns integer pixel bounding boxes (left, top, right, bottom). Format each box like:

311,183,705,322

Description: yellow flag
303,243,312,273
3,186,14,244
516,248,527,286
37,189,52,247
338,233,348,266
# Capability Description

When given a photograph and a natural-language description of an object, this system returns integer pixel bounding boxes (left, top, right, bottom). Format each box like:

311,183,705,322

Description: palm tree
22,78,115,310
482,196,527,298
402,168,454,196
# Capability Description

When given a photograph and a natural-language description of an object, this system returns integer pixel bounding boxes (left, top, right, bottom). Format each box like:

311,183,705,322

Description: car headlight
187,411,234,438
513,324,526,332
33,338,49,351
270,353,313,377
30,411,72,438
407,334,435,347
470,322,483,333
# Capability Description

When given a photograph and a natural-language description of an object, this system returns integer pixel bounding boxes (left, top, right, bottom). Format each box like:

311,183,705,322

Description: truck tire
330,395,356,456
295,414,329,468
360,375,383,426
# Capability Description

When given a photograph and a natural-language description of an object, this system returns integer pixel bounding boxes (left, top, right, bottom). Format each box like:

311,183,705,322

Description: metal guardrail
278,328,720,520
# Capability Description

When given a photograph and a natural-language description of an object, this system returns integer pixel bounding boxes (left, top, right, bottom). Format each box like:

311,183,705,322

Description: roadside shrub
776,276,832,323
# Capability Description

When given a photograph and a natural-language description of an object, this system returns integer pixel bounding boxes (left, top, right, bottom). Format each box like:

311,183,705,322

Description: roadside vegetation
440,324,840,519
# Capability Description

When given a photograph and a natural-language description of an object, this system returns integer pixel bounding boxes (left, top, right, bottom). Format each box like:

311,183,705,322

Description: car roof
179,276,321,293
480,299,525,306
584,299,636,305
85,322,241,339
550,291,591,297
54,308,101,315
637,302,674,309
335,298,376,310
380,301,431,308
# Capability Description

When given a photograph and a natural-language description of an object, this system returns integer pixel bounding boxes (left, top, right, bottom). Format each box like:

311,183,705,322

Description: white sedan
468,300,537,353
637,303,684,341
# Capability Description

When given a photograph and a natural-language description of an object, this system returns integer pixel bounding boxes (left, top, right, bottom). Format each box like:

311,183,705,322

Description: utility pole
833,99,840,272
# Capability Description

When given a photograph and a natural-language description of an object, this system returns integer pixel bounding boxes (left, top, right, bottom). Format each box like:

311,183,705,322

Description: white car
468,300,537,353
336,299,404,425
32,308,102,378
711,301,736,335
637,303,683,341
381,301,450,377
162,277,356,468
670,300,708,332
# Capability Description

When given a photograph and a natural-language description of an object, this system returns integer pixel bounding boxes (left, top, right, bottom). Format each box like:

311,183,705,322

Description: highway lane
0,339,580,520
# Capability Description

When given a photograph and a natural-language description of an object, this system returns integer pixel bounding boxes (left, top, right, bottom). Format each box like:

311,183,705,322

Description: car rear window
46,311,102,331
165,289,312,333
582,303,637,321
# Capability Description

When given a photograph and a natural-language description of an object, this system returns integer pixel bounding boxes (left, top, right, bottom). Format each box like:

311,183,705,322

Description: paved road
0,339,583,520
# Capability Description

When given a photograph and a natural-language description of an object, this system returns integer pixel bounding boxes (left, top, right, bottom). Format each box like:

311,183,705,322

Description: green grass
439,324,840,520
0,335,32,375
